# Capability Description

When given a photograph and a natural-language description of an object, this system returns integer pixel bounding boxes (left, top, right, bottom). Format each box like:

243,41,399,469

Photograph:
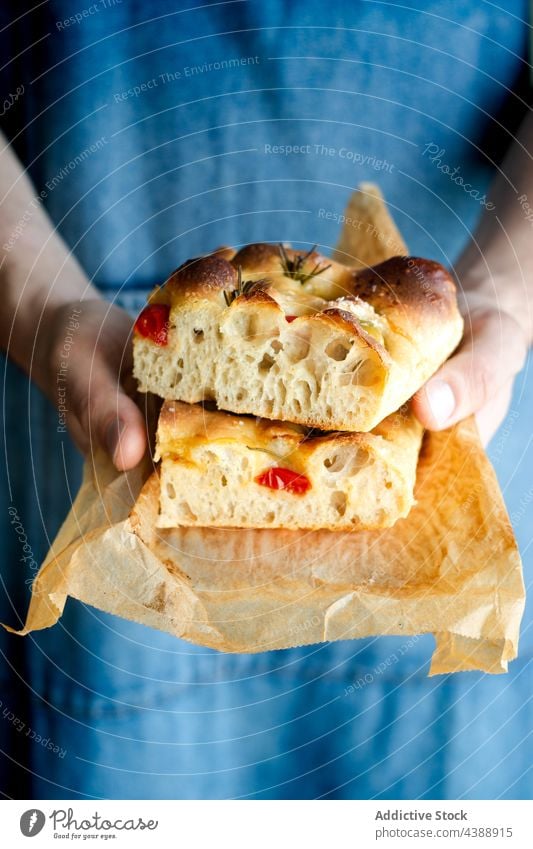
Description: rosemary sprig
223,266,265,306
278,243,331,284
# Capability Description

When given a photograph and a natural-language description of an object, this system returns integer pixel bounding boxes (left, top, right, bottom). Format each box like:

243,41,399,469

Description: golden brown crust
232,242,281,271
158,401,306,449
211,245,237,261
159,245,458,336
351,256,458,326
237,286,281,309
166,254,238,299
156,400,418,457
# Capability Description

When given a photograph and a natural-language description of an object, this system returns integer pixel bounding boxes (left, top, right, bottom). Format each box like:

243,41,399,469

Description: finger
69,357,147,471
101,393,147,472
412,310,526,430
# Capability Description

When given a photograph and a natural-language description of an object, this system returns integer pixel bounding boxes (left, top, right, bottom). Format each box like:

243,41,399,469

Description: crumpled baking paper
3,184,524,675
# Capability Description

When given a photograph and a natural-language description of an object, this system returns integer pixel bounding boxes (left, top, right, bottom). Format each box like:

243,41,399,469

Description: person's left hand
412,291,527,444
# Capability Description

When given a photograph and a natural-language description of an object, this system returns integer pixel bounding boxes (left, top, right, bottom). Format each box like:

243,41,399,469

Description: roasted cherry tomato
255,466,311,495
134,304,170,346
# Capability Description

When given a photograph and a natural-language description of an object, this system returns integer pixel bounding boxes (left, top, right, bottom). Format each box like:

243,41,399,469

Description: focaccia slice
133,244,463,432
154,401,424,531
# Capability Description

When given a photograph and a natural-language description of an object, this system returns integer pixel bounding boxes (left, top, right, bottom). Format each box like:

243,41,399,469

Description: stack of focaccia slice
133,193,463,532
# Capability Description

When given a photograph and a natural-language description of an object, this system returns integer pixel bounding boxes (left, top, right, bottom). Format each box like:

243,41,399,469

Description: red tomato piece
135,304,170,346
255,466,311,495
285,315,298,323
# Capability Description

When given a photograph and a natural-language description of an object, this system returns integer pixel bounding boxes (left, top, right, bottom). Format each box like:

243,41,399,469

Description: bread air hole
330,491,347,516
259,352,275,373
193,329,204,342
276,381,287,406
323,447,369,476
179,501,197,521
348,359,380,387
166,483,176,499
294,380,312,406
325,339,351,361
285,335,310,362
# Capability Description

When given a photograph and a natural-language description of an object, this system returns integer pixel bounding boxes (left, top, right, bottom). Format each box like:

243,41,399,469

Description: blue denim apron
1,1,531,798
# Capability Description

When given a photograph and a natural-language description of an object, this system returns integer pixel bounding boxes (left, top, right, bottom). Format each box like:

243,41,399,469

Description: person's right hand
38,298,147,470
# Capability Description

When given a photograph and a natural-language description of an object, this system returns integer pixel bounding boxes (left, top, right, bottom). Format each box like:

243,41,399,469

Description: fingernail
425,379,456,426
105,419,126,461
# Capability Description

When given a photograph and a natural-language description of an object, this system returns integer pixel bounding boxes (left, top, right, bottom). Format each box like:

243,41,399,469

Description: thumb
70,358,147,471
412,308,526,430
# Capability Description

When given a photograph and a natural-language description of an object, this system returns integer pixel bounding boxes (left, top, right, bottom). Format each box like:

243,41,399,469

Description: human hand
412,291,528,445
39,298,147,470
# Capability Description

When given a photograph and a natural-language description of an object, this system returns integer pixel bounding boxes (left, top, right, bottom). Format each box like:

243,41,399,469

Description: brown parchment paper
2,184,525,675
